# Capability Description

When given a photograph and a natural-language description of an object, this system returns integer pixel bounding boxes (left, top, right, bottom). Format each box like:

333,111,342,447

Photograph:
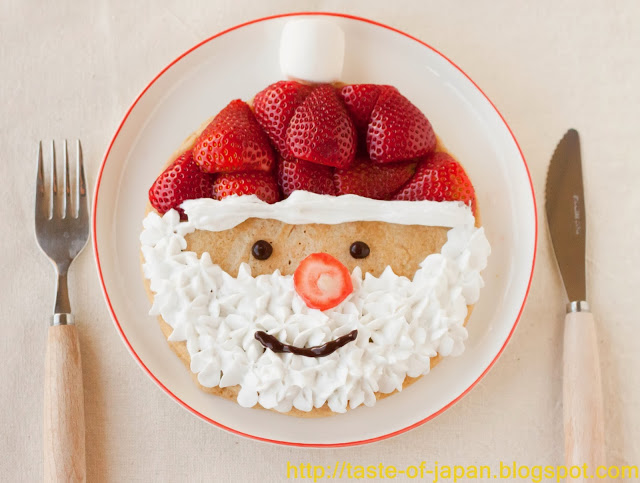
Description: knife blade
545,129,605,474
545,128,586,303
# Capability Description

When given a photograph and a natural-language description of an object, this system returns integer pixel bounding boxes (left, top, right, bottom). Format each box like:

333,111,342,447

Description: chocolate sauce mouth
254,329,358,358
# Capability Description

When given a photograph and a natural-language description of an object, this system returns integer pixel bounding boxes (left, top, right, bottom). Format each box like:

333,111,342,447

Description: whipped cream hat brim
181,192,475,233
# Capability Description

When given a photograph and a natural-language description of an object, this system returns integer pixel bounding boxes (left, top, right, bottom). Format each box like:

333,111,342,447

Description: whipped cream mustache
140,195,490,413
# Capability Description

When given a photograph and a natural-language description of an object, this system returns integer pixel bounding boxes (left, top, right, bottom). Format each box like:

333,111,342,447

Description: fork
35,140,89,482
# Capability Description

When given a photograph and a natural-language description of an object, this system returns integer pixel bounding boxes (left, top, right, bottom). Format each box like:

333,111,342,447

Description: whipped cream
141,195,490,413
181,192,475,231
279,18,345,83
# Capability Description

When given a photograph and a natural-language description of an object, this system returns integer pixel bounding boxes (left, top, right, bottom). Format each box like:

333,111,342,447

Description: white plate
92,12,537,447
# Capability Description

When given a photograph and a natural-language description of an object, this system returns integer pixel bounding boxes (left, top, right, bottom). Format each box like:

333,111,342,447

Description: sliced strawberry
392,152,476,213
334,157,415,200
148,151,213,219
278,157,336,197
286,84,357,168
293,253,353,310
253,81,314,159
193,99,275,173
338,84,383,141
213,171,281,204
367,88,436,163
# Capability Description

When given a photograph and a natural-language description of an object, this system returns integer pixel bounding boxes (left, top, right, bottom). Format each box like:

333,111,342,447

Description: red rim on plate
92,12,538,447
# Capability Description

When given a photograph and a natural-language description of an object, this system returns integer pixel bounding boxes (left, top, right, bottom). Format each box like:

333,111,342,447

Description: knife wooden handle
563,311,605,474
44,324,86,482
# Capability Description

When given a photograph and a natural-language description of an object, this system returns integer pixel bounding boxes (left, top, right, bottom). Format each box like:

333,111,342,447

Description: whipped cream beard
141,193,490,413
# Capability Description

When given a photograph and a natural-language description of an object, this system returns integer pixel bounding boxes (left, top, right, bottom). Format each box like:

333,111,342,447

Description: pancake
141,98,482,417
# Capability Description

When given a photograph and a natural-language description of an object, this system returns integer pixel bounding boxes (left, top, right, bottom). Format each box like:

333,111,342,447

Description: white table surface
2,0,639,481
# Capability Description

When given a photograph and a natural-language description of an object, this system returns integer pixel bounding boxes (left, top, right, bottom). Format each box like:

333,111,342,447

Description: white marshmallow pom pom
279,18,345,83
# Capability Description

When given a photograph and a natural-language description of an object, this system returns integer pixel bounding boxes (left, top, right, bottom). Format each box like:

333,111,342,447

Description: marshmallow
279,18,345,83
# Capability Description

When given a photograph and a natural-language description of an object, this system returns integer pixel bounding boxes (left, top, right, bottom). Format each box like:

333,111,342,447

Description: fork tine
36,141,47,221
63,140,71,218
76,140,88,221
50,140,57,219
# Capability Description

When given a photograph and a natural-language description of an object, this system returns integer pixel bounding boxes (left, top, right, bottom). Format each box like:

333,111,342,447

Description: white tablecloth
2,0,639,481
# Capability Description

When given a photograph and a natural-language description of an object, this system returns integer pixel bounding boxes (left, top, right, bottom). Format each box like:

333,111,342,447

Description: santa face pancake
141,18,490,415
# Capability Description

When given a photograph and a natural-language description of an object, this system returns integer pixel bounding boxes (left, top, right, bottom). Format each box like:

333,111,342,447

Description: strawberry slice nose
293,253,353,311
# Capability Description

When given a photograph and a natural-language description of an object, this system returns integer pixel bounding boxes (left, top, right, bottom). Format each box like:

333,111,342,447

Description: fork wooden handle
44,324,86,482
563,311,605,475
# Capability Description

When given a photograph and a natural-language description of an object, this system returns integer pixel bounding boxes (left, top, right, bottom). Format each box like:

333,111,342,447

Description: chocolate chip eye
350,241,370,259
252,240,273,260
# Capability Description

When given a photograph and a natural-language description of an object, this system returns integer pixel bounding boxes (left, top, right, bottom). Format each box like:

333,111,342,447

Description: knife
546,129,605,472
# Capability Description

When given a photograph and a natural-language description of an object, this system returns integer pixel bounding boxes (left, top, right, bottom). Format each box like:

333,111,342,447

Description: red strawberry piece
392,152,476,213
253,81,314,159
286,84,357,168
293,253,353,311
278,157,336,197
334,157,415,200
338,84,384,140
148,151,213,219
213,171,281,204
193,99,275,173
367,88,436,163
